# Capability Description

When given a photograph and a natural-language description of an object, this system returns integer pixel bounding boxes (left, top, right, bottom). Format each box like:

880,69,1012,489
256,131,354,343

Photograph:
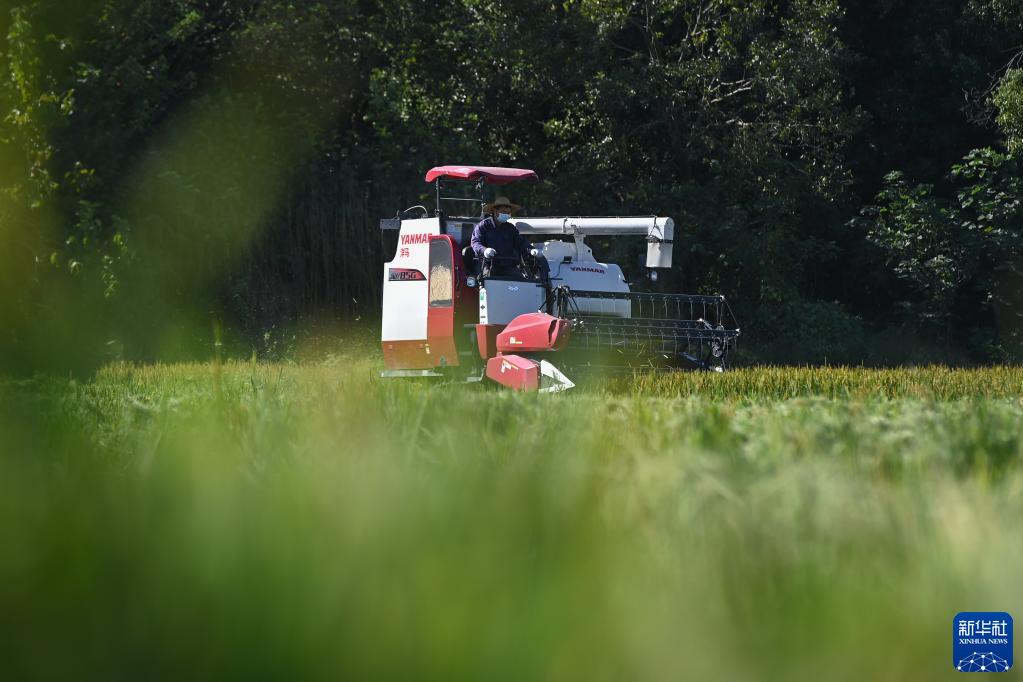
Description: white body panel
510,216,674,268
478,238,633,323
510,216,672,235
537,240,630,317
381,217,441,341
479,281,546,325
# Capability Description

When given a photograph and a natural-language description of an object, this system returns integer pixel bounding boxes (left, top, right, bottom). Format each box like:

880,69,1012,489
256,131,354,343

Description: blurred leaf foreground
2,363,1022,681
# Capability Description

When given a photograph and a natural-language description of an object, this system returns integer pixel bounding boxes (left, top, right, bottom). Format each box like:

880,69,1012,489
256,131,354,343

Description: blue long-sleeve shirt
470,216,532,262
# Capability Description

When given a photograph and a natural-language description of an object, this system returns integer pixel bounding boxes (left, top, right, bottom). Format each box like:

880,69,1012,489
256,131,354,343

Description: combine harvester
379,165,739,391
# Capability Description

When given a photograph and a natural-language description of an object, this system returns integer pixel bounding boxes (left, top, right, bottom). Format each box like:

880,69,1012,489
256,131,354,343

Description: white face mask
496,212,511,223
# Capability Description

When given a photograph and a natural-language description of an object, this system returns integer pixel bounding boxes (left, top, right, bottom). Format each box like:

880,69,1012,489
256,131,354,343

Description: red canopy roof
425,165,538,185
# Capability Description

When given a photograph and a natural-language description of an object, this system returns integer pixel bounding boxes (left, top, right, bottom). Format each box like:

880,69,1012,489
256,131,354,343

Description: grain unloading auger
379,165,739,392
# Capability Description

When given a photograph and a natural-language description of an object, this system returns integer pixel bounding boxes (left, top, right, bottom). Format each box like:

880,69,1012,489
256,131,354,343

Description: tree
993,67,1023,153
857,150,1023,360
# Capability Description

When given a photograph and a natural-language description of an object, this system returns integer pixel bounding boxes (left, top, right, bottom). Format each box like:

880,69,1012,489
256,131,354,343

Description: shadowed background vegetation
1,0,1022,371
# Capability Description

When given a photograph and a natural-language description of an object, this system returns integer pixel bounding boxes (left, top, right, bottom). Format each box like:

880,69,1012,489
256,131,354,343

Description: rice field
2,360,1022,680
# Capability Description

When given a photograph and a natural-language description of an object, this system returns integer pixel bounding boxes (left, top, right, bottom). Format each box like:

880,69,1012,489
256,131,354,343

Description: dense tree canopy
1,0,1021,369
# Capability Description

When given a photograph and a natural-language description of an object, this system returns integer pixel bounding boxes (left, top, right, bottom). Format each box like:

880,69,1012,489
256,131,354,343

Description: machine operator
470,195,540,277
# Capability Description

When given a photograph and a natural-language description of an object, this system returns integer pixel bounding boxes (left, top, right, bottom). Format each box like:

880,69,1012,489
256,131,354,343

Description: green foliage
857,150,1023,359
950,149,1023,358
993,67,1023,153
1,6,71,206
859,172,961,329
2,361,1023,678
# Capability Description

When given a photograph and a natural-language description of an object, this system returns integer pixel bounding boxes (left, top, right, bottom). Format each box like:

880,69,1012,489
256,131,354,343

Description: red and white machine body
380,165,739,391
378,212,586,391
380,217,465,370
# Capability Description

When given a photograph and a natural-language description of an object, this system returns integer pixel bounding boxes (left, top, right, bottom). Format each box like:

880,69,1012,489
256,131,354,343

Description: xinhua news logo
953,612,1013,672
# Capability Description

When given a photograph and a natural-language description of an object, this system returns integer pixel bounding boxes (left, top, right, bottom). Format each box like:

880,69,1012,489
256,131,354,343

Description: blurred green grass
1,362,1022,680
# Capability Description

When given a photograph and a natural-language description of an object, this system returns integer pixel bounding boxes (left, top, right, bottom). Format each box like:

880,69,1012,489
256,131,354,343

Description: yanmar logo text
400,233,431,245
570,266,605,274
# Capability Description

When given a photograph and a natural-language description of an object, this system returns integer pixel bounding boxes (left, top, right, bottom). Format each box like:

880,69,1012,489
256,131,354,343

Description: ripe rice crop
615,364,1023,401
